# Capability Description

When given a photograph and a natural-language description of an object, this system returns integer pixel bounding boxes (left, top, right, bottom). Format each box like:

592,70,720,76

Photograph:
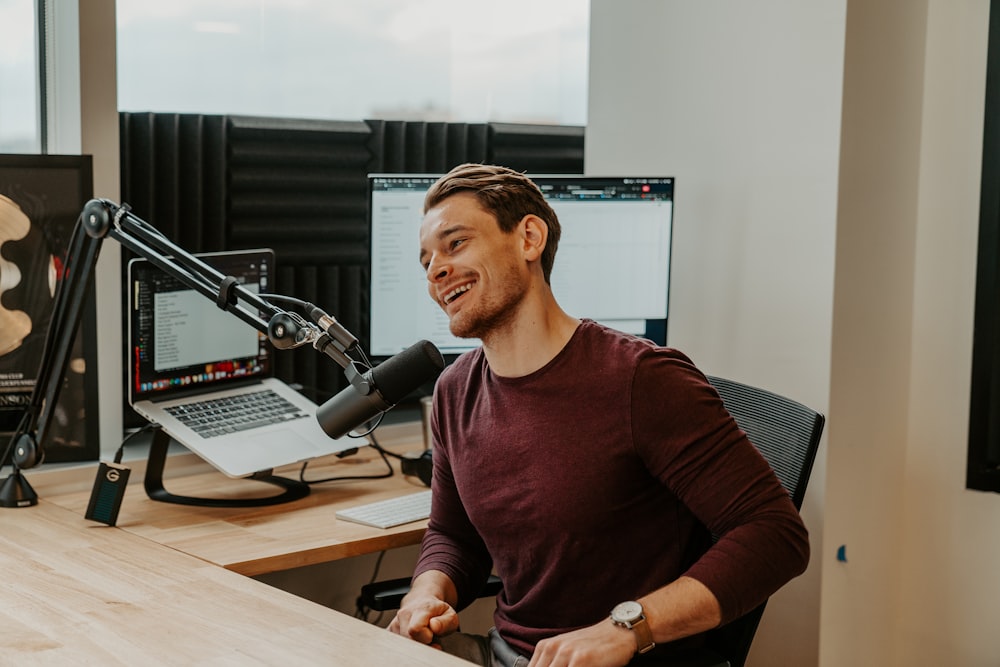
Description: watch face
612,600,643,623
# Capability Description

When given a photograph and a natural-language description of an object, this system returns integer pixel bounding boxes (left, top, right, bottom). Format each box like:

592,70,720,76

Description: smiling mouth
443,282,475,305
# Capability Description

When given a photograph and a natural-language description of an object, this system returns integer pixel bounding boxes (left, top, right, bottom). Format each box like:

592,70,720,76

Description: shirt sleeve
630,351,810,623
411,380,495,611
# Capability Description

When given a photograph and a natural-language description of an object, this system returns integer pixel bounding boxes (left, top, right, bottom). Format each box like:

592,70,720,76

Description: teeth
444,283,473,304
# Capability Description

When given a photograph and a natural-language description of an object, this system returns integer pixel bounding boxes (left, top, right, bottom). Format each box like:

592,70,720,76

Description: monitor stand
143,427,310,507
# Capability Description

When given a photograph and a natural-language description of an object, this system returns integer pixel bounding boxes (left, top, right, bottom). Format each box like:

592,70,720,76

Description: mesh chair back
699,376,825,667
706,376,824,510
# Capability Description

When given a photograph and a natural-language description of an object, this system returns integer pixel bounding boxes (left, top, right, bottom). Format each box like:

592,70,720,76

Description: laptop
127,248,364,478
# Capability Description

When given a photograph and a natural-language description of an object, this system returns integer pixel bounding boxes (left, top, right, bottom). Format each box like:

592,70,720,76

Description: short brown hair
424,163,561,283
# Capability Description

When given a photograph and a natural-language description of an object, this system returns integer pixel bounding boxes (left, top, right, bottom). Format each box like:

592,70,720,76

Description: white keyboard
336,490,432,529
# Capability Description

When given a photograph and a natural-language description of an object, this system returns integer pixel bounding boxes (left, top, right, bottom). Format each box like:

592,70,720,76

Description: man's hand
528,576,721,665
527,618,635,667
388,594,460,648
387,570,462,649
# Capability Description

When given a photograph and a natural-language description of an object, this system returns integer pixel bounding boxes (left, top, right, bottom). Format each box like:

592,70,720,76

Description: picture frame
0,154,98,463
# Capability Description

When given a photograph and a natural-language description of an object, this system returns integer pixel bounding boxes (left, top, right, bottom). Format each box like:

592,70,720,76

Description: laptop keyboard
336,490,433,529
165,389,308,438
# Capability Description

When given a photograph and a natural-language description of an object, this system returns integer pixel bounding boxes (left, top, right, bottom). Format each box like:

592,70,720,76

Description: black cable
355,550,388,621
298,431,395,485
366,430,412,462
348,412,384,439
258,293,312,310
371,443,406,462
113,423,158,465
367,550,387,585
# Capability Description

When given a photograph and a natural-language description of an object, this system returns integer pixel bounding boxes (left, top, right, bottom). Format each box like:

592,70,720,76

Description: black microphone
316,340,445,439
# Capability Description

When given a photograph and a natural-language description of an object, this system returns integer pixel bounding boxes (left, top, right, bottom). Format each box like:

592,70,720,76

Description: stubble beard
447,274,526,343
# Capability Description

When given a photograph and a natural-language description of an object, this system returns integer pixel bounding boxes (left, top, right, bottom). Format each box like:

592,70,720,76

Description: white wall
587,2,845,664
77,0,123,461
897,3,994,661
823,0,929,663
826,0,996,665
592,1,1000,665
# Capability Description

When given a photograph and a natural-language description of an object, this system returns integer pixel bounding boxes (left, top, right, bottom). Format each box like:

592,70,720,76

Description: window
116,0,589,126
0,0,41,153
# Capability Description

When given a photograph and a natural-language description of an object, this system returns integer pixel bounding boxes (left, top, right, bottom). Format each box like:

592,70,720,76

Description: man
389,164,809,667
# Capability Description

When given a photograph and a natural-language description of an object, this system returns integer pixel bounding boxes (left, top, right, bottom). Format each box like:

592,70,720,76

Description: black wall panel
119,112,584,424
488,123,586,174
224,116,373,403
118,112,227,253
118,113,229,427
365,120,490,174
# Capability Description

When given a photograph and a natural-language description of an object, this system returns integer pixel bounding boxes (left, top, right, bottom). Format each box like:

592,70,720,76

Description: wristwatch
610,600,656,655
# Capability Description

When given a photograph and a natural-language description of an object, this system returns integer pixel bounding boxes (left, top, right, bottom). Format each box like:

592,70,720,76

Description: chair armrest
360,577,413,612
360,574,503,612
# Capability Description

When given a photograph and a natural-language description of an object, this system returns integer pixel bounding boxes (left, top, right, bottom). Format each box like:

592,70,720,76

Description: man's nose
426,256,450,282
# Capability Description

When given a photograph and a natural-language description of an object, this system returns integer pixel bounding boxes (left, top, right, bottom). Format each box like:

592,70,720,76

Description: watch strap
631,615,655,654
611,601,656,655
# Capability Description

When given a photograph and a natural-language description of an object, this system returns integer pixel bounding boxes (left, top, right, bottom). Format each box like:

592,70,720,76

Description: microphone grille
370,340,445,404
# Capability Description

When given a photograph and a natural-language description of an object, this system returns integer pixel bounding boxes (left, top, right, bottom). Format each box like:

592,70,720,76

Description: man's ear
520,214,548,263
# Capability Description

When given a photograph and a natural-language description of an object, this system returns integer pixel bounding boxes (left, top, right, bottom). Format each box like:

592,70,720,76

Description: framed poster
0,154,98,463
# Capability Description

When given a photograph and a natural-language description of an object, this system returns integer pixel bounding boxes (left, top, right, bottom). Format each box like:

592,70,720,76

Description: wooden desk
1,498,466,664
39,421,431,576
4,421,469,664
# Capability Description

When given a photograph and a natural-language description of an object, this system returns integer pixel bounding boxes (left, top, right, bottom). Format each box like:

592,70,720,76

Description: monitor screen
367,174,674,358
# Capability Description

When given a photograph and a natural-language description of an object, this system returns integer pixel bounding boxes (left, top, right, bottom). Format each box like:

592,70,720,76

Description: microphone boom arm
0,198,362,507
87,200,290,344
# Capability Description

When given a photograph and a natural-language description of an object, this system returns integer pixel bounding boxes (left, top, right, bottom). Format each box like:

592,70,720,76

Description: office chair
359,375,825,667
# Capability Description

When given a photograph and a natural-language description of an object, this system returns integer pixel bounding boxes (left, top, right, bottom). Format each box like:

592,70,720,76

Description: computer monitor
367,174,674,359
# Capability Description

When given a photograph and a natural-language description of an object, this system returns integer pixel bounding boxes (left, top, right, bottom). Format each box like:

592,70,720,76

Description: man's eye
450,238,465,251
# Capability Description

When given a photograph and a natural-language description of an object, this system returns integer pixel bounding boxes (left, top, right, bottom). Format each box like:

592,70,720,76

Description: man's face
418,192,529,341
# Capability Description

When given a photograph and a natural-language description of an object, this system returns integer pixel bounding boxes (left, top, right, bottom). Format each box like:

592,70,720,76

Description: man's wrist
408,569,458,607
610,600,656,655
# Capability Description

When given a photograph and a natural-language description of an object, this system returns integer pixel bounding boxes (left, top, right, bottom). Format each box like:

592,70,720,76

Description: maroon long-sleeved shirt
413,320,809,657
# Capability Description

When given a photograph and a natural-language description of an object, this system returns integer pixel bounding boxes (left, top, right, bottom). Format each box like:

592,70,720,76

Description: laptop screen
127,249,276,405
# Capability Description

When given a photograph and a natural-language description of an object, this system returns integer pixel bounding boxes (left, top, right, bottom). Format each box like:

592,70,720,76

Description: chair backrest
701,376,825,667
